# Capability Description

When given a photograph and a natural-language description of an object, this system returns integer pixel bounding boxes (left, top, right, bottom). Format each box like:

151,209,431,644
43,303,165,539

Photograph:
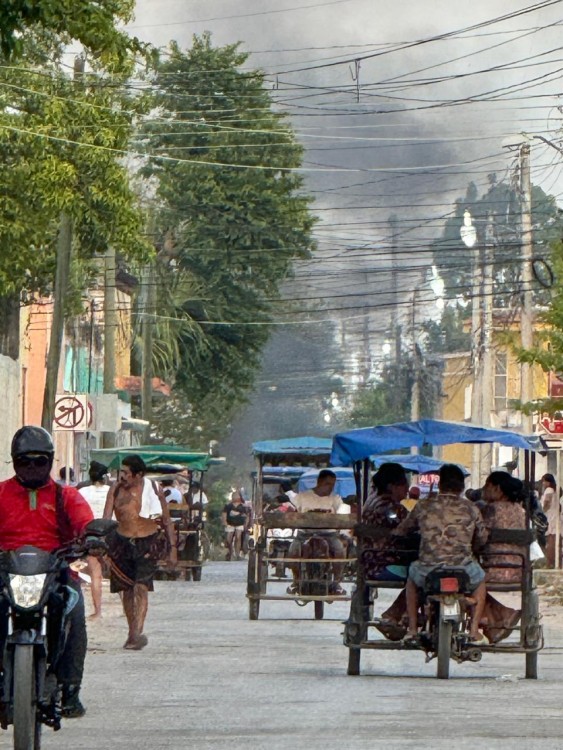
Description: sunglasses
15,455,51,468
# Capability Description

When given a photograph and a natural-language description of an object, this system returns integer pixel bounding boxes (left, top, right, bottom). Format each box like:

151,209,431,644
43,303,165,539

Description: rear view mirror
85,519,118,537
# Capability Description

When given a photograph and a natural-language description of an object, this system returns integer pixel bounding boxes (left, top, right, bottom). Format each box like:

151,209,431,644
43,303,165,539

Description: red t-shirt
0,477,94,551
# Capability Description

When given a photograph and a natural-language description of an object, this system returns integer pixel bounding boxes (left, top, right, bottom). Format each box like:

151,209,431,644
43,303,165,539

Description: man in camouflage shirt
395,463,489,643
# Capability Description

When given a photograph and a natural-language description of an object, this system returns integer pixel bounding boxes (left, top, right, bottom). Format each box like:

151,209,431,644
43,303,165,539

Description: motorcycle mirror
84,519,118,537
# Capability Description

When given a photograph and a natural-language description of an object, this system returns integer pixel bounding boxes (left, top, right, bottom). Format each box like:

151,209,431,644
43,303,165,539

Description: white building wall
0,354,20,480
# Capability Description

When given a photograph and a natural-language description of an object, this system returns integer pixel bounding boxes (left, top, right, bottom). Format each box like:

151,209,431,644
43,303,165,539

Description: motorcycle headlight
9,574,47,608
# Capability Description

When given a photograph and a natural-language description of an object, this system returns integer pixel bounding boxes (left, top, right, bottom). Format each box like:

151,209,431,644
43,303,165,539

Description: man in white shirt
287,469,346,595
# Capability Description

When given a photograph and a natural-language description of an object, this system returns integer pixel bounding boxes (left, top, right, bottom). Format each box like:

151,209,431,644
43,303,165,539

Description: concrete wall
0,354,20,480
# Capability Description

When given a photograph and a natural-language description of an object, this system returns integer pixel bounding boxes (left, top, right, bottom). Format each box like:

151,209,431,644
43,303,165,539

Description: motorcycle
268,538,292,578
295,534,347,620
419,567,483,679
0,519,116,749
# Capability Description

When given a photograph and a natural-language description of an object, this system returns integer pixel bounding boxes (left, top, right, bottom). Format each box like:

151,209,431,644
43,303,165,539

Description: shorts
408,560,485,591
107,530,166,593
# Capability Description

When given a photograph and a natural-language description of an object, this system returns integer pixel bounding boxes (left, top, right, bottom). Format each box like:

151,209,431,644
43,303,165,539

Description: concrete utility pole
41,214,73,430
141,263,156,443
519,142,534,434
460,210,482,483
389,215,401,358
102,245,117,448
41,55,85,431
410,289,420,455
388,215,402,414
480,213,496,479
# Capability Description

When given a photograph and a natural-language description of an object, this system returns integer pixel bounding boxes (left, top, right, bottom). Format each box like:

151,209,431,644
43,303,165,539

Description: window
494,352,508,413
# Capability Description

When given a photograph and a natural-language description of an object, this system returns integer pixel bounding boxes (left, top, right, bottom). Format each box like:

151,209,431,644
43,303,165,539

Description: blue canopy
250,466,306,482
331,419,545,467
297,467,357,497
252,437,332,458
371,454,469,477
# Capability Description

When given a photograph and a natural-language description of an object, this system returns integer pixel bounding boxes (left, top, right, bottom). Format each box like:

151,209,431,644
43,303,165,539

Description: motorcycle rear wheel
437,617,452,680
13,644,42,750
314,600,324,620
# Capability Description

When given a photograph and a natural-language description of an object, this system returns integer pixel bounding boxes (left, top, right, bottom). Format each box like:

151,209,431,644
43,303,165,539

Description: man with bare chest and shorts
103,456,171,649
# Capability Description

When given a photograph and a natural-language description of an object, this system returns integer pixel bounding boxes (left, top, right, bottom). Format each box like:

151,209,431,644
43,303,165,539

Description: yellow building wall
439,343,549,473
440,353,473,469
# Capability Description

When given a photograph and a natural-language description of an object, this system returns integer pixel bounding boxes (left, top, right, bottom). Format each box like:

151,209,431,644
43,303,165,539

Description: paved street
8,561,563,750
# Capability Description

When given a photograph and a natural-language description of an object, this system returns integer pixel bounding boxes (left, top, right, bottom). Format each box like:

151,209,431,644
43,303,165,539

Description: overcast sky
126,0,562,281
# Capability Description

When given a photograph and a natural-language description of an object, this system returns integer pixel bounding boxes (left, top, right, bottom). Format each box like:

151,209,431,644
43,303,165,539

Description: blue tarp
297,467,357,497
331,419,545,467
252,437,332,457
250,466,307,482
371,454,469,476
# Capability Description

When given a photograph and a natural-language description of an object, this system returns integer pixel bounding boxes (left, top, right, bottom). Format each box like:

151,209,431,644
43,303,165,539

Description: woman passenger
361,463,415,639
480,471,526,643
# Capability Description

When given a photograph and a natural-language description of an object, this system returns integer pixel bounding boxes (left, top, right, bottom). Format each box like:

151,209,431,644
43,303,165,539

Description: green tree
422,306,470,354
347,354,442,428
138,34,316,442
432,176,563,309
0,55,152,307
517,239,563,414
0,0,145,65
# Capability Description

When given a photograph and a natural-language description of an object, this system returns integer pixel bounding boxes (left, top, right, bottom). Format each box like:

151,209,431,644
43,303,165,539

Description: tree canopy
0,54,152,309
432,175,563,311
0,0,145,66
138,35,316,442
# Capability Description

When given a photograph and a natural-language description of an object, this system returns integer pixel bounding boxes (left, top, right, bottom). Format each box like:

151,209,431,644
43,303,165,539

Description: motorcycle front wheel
13,645,42,750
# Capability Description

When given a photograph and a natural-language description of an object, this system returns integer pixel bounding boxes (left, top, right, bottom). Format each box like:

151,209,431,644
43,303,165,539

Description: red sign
418,473,439,486
541,418,563,434
549,372,563,398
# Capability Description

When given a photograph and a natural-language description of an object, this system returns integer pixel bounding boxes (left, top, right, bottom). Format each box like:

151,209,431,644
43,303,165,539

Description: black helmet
11,426,54,458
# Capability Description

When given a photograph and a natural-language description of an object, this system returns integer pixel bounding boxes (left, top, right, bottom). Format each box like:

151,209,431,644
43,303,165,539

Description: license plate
443,602,460,618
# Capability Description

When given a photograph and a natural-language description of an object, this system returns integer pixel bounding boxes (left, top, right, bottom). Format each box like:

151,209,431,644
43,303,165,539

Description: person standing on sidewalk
79,461,110,619
221,490,249,560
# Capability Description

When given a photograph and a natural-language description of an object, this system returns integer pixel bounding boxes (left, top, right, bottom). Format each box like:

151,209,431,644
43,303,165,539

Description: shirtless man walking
103,455,172,649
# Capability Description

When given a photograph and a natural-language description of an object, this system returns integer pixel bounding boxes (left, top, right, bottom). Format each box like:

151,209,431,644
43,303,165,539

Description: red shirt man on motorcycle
0,426,94,718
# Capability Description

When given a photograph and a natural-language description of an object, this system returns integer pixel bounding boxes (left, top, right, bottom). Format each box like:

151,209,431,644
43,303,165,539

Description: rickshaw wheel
249,599,260,620
314,600,324,619
347,648,361,676
525,652,538,679
437,619,452,679
192,566,202,582
184,568,192,581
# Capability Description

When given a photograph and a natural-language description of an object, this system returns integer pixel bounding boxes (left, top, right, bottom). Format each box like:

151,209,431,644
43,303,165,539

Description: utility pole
461,209,482,484
520,142,534,434
41,56,85,431
480,213,495,479
41,214,73,430
389,215,403,415
102,245,117,448
410,289,420,454
141,262,156,443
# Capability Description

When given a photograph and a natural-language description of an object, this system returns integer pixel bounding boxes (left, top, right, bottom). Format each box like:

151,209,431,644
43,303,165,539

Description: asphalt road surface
9,561,563,750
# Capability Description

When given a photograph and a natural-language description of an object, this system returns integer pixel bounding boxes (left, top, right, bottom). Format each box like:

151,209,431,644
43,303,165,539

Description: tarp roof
90,445,215,471
250,466,307,482
371,454,469,476
252,437,332,458
331,419,545,466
